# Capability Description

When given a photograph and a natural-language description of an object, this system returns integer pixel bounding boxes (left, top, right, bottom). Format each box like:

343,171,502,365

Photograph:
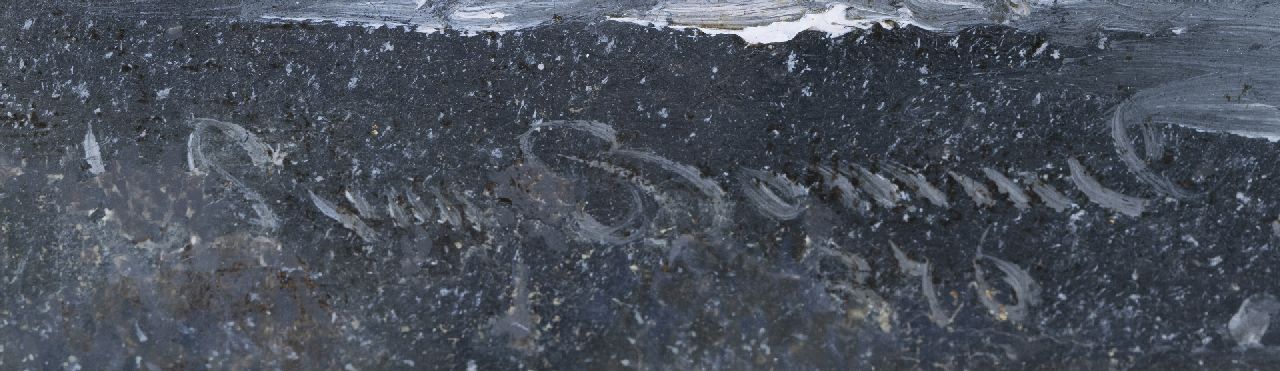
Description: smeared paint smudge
629,0,822,30
430,187,463,227
806,244,871,285
386,189,413,228
982,167,1031,210
404,188,433,225
815,166,871,213
559,154,665,241
455,191,486,232
611,0,1048,44
1229,293,1280,349
919,262,952,327
187,118,285,171
882,161,948,208
1140,123,1165,163
890,241,951,327
134,322,148,343
948,171,995,208
1119,73,1280,142
739,168,807,220
519,120,618,169
808,239,890,330
309,190,379,243
973,249,1042,324
849,164,898,209
1024,176,1075,212
186,118,282,229
344,189,380,220
492,261,538,350
83,124,105,175
571,186,646,245
613,149,734,233
519,119,734,237
806,241,894,332
1066,158,1148,217
1110,100,1194,200
890,241,926,276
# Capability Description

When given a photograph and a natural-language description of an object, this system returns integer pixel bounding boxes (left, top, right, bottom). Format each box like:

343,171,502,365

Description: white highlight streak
83,124,105,175
610,5,921,44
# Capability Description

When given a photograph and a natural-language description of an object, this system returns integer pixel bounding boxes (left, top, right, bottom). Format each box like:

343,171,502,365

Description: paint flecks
1067,158,1148,217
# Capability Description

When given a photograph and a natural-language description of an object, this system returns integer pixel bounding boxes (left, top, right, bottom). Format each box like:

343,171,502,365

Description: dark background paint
3,4,1280,370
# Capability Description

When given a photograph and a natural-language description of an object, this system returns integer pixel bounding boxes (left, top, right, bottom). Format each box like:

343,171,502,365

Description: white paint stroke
613,149,734,233
739,168,807,220
1066,158,1149,217
309,189,379,243
973,249,1042,324
1024,176,1075,212
83,124,105,175
882,161,948,208
186,118,283,230
948,171,995,207
816,165,872,213
345,188,381,220
982,167,1031,210
611,4,921,44
1230,293,1280,349
848,164,899,209
386,189,414,227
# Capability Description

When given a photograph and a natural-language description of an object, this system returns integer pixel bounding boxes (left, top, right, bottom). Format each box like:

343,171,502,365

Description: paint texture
5,1,1280,369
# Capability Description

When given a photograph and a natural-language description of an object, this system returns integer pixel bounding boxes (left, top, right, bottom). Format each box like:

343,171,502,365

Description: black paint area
3,10,1280,370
